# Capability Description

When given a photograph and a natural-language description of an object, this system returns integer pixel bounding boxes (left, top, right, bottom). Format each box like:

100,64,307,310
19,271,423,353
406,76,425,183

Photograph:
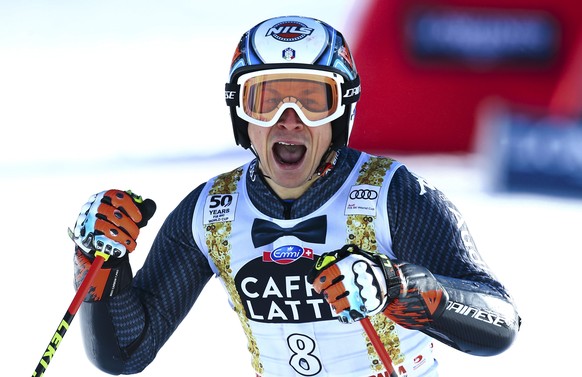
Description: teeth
277,142,296,146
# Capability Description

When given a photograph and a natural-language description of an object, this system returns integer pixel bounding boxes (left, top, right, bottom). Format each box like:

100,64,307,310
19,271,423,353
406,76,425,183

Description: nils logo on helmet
265,21,314,42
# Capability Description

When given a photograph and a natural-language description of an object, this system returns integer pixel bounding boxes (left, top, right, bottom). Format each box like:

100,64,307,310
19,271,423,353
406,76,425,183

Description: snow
1,1,578,376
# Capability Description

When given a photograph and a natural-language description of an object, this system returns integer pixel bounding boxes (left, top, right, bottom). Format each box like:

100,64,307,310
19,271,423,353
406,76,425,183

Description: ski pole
361,317,398,377
32,251,109,377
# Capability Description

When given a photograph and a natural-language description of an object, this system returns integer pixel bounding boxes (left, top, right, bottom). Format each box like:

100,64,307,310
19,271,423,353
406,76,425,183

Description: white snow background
1,1,578,376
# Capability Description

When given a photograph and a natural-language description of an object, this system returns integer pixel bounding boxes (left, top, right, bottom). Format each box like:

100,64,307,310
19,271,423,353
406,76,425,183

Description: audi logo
349,189,378,200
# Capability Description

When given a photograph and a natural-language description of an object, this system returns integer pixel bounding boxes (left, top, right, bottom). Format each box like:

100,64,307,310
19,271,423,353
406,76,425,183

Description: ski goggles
226,68,360,127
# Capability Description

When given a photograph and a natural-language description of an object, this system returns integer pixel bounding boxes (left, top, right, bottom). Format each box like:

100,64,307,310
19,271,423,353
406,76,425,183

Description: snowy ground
1,1,579,376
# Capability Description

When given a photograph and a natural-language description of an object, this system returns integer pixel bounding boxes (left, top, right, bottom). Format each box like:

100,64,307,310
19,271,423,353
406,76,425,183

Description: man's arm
77,185,214,374
387,165,521,355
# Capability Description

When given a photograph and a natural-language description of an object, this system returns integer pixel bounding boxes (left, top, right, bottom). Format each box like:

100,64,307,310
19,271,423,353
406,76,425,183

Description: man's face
248,108,332,198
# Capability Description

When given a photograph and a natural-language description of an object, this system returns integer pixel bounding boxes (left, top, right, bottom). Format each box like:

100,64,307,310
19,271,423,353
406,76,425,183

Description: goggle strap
225,82,239,106
341,75,361,105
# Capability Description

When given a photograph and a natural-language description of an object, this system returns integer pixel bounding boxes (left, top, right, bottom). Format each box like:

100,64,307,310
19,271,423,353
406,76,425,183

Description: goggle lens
236,70,344,127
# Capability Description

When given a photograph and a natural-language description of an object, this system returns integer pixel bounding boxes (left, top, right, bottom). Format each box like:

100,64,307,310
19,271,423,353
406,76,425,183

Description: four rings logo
349,189,378,200
345,185,380,216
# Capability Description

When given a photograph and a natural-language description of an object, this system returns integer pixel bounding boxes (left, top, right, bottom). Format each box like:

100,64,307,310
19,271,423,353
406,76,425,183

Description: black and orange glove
69,189,156,301
308,244,449,329
382,262,449,330
307,244,401,324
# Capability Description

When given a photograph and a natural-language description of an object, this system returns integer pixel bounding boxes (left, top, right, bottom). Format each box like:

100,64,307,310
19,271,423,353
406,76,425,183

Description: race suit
78,147,520,376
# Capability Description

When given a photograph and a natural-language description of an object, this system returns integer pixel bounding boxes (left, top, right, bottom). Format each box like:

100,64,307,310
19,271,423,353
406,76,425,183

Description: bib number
287,333,322,376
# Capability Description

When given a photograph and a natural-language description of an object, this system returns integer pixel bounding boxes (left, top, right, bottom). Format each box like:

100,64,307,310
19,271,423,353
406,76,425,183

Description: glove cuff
383,262,448,330
374,253,402,301
74,247,133,302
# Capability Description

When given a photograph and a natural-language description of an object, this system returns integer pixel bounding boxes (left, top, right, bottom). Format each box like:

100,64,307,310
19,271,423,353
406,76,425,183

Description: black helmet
225,16,360,150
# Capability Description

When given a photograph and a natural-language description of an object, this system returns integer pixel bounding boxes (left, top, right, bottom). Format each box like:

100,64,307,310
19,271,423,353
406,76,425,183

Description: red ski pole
32,251,109,377
361,317,398,377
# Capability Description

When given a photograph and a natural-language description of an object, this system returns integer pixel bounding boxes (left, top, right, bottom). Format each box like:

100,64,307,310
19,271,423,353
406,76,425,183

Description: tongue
274,143,306,164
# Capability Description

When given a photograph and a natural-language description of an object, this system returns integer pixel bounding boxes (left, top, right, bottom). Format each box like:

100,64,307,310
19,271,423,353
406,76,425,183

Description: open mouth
273,142,307,165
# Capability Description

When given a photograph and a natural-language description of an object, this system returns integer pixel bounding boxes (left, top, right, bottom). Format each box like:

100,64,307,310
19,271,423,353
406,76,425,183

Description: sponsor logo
262,245,314,265
448,205,491,273
413,354,426,370
338,44,355,72
249,160,258,182
35,317,71,374
203,194,238,224
345,184,380,216
265,21,314,42
236,257,336,323
282,47,296,61
411,172,437,196
446,301,509,328
349,188,378,200
344,86,361,98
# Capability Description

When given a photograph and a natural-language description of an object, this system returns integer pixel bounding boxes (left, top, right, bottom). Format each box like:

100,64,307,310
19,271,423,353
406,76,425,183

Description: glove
308,245,449,328
70,189,156,259
69,189,156,301
382,262,448,330
307,244,401,324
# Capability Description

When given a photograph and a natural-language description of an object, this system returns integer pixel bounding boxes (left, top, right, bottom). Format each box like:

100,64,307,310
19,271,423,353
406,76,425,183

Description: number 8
287,333,322,376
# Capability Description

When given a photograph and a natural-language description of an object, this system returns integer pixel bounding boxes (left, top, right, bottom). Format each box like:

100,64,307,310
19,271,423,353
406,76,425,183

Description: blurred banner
479,101,582,197
349,0,582,154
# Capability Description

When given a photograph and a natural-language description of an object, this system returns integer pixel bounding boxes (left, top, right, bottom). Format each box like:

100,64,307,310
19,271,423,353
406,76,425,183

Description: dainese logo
265,21,314,42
